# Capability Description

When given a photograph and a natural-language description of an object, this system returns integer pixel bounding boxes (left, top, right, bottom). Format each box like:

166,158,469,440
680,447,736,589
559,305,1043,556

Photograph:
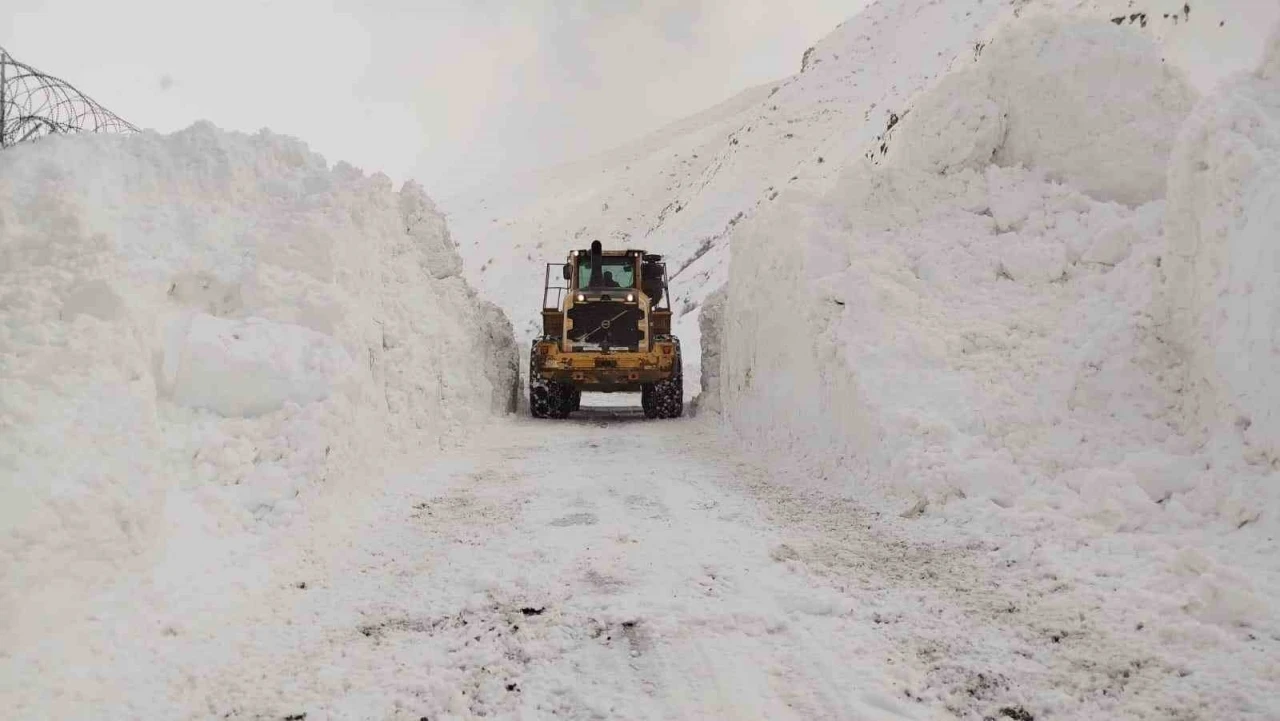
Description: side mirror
562,264,571,280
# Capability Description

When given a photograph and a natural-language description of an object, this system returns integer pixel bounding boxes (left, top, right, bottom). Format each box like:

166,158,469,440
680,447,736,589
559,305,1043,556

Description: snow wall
1165,34,1280,470
0,123,519,635
705,17,1280,539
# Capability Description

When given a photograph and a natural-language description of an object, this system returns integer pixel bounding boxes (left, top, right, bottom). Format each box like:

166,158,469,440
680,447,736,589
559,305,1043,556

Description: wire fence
0,45,139,148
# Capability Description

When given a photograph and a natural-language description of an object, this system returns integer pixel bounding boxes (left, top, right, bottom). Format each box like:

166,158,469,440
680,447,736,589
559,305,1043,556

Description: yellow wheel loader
530,240,682,419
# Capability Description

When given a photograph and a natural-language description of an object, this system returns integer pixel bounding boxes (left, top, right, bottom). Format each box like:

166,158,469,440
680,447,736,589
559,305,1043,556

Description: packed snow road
10,406,1273,720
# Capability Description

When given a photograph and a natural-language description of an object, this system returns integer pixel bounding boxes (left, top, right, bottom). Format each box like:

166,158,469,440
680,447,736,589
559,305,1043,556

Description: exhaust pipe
590,240,602,288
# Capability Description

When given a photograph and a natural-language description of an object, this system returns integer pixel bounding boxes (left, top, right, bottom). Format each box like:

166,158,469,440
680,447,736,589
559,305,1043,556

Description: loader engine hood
567,300,644,350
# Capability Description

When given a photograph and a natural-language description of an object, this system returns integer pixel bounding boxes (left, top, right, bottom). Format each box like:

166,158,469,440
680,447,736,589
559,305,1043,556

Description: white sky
0,0,865,196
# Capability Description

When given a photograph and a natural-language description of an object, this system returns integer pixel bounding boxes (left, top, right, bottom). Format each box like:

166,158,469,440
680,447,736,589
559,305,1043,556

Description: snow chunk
61,279,126,321
401,180,464,280
886,73,1004,175
891,17,1196,205
997,233,1067,284
161,314,355,417
1083,218,1140,266
989,18,1196,205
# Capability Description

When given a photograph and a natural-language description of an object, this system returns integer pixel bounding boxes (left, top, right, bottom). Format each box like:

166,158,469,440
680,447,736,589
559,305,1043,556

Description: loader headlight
626,293,635,302
576,293,586,302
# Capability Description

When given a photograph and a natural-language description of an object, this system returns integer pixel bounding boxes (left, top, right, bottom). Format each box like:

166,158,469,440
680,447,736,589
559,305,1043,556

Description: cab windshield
577,257,635,289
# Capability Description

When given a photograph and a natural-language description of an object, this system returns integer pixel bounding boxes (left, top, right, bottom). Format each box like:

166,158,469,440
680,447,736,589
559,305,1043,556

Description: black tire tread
643,336,683,419
529,338,573,419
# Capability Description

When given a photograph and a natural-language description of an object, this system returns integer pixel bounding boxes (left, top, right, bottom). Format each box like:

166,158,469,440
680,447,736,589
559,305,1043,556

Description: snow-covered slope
0,123,518,650
444,0,1276,399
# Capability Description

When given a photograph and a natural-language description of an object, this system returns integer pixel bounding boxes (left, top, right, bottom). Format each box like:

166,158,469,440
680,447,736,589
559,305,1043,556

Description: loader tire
530,340,572,419
642,339,683,419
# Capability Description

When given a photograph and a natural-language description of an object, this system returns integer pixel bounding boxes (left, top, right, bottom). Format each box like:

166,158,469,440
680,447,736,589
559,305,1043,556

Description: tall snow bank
719,194,879,477
1164,28,1280,465
691,285,727,416
709,16,1279,558
0,123,518,638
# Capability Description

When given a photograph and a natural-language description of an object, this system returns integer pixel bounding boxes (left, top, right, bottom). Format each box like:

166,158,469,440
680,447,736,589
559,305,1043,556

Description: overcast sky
1,1,864,196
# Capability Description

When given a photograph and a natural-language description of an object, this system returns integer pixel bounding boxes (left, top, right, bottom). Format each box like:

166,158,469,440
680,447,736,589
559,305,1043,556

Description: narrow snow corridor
12,410,1273,720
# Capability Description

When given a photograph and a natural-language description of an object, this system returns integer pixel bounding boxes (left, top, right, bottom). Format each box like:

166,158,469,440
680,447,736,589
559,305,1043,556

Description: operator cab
561,240,664,305
543,240,672,351
576,255,635,290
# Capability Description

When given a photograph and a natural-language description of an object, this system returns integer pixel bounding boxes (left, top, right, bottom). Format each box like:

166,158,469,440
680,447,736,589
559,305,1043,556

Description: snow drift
0,123,519,640
703,9,1280,629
